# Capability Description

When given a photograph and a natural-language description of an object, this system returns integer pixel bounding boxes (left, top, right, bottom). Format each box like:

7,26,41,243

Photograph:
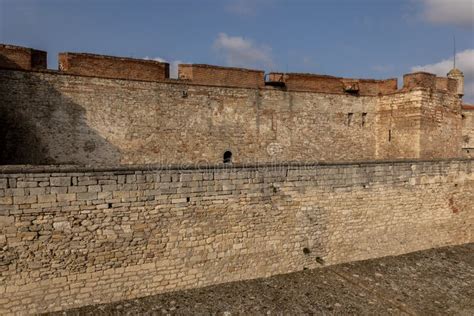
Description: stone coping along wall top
0,158,472,174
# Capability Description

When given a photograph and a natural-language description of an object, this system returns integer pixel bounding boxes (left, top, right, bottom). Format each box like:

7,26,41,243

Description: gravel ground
49,243,474,315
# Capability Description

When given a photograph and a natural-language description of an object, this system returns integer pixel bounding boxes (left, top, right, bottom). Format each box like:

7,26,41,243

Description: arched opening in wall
223,151,232,164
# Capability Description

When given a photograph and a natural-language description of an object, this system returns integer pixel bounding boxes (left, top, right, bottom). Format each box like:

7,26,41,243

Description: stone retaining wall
0,159,473,314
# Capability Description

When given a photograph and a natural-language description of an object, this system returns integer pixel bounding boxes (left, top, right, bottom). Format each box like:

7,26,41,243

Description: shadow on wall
0,55,121,165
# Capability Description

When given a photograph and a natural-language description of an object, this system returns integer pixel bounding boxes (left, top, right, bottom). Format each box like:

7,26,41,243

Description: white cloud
147,57,166,63
411,49,474,103
213,33,273,69
420,0,474,28
144,56,183,79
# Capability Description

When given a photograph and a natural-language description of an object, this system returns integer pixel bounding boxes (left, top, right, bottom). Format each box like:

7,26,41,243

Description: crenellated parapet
402,72,459,95
178,64,265,88
0,44,47,70
58,52,170,81
0,43,464,98
266,72,398,96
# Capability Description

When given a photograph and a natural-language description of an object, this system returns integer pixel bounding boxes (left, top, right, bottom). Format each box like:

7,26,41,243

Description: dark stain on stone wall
0,55,121,165
0,55,49,164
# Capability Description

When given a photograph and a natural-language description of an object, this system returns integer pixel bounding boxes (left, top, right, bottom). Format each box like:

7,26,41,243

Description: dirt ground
50,243,474,315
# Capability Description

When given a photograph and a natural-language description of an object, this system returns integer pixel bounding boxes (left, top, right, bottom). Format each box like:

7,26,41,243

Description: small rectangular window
347,113,353,126
361,113,367,126
388,129,392,142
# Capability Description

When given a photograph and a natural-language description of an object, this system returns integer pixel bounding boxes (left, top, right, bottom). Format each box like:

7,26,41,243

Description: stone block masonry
0,69,464,166
462,105,474,158
0,159,472,314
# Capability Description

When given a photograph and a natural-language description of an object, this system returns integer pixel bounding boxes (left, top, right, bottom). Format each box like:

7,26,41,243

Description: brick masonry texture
267,72,398,95
0,44,47,71
403,72,458,94
178,64,265,88
58,52,170,81
0,160,473,314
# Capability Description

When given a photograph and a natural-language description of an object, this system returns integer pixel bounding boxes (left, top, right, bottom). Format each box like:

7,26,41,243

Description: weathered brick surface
0,44,47,70
404,72,459,94
58,52,169,81
435,77,458,94
0,160,472,314
403,72,437,90
178,64,265,88
267,72,397,95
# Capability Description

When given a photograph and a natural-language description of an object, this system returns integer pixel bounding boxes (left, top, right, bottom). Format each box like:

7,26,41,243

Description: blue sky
1,0,473,100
